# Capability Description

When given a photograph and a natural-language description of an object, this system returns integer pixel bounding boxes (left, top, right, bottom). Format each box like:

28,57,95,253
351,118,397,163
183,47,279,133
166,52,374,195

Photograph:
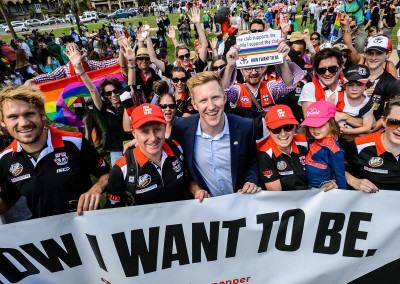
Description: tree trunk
0,4,17,41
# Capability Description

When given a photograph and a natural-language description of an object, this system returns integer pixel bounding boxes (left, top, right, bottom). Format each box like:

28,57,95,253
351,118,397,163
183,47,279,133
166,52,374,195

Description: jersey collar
265,136,300,158
133,142,174,167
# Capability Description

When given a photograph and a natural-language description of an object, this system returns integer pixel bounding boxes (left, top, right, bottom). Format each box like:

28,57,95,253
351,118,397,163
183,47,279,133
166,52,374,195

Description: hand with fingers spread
340,12,350,28
64,43,83,69
167,25,176,39
120,38,136,62
190,7,201,24
210,37,218,50
280,22,290,35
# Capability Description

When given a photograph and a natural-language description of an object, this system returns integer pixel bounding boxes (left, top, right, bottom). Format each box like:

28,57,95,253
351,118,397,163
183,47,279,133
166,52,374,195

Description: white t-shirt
309,3,317,13
397,28,400,50
298,81,342,106
338,93,373,129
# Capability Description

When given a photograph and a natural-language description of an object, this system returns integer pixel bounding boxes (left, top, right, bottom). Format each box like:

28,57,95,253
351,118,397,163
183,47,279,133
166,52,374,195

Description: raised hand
340,12,350,28
120,38,136,62
210,37,218,50
64,43,83,68
190,7,201,24
277,39,290,59
167,25,176,39
225,45,239,67
280,22,290,34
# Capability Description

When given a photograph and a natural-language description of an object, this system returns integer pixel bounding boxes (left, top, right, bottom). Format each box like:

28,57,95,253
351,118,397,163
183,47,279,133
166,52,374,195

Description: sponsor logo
54,152,68,166
368,157,383,167
240,96,251,104
176,172,184,179
277,109,285,118
56,167,70,173
98,157,106,167
277,161,287,170
279,170,294,176
263,170,273,178
138,174,151,188
299,156,306,165
307,107,320,116
143,105,153,115
363,166,388,174
9,163,23,176
107,194,120,205
136,184,157,194
11,174,31,183
172,159,181,173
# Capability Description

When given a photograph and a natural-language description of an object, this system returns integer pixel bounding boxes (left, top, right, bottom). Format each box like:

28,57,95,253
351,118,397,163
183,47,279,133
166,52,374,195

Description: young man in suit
171,72,261,201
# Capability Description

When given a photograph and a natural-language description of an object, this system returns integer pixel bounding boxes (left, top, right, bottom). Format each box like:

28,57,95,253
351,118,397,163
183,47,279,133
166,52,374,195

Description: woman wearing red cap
257,105,309,191
106,103,188,207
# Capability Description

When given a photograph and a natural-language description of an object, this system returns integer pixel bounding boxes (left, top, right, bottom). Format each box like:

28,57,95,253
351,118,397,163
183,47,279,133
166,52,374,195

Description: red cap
265,105,299,129
228,26,238,36
131,103,166,129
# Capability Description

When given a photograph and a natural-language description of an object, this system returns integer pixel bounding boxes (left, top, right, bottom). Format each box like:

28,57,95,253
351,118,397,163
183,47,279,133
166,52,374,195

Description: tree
60,0,90,37
28,8,36,19
0,4,17,40
41,7,48,18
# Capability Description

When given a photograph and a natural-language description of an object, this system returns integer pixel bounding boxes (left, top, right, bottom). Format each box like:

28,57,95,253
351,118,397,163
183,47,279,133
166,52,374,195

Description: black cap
344,64,370,84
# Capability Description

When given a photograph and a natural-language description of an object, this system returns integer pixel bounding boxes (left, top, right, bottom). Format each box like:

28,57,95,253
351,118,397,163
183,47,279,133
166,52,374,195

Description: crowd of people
0,0,400,224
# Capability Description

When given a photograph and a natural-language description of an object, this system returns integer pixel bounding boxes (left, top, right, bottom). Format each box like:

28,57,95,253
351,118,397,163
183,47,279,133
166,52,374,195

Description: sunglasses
296,50,303,56
385,117,400,129
171,77,188,83
137,57,150,61
211,64,226,71
342,53,348,58
157,54,167,59
316,66,339,75
349,25,357,29
270,124,296,134
178,53,190,60
311,37,320,40
159,103,177,109
250,29,264,33
105,88,120,96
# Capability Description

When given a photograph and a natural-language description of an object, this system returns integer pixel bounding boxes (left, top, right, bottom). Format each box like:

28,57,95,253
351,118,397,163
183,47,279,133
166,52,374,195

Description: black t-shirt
107,142,187,206
370,71,399,120
101,104,133,151
164,59,207,79
383,13,396,27
0,126,110,218
257,134,309,190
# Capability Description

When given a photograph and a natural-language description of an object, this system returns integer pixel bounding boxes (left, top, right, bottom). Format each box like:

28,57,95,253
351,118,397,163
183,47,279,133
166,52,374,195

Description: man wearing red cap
106,104,187,207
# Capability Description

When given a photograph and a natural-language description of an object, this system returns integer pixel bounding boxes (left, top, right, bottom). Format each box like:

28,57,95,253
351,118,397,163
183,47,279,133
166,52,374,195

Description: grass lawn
1,10,399,62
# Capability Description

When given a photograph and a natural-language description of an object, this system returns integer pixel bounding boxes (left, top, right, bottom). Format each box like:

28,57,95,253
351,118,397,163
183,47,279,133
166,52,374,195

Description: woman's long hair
15,49,30,69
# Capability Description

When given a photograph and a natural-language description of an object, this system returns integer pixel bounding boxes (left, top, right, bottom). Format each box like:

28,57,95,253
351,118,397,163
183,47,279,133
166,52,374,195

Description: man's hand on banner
238,182,262,194
77,174,109,215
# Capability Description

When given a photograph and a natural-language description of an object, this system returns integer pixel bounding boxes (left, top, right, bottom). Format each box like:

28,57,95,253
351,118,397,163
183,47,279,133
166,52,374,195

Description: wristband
77,70,86,76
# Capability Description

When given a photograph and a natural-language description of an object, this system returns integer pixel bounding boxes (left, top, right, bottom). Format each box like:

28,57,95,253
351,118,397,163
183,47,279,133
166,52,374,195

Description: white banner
236,30,283,69
1,190,400,284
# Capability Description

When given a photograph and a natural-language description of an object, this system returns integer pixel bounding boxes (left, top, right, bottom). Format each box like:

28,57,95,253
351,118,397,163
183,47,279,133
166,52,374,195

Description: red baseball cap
265,105,299,129
131,103,166,129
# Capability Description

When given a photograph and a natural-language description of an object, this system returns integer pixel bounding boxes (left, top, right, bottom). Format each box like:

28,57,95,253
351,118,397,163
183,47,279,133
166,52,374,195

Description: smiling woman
345,96,400,192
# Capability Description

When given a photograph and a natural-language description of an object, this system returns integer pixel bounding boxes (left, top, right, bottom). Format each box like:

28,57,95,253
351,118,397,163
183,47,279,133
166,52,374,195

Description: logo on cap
307,108,320,116
143,105,152,115
358,67,367,75
277,109,285,118
373,37,382,44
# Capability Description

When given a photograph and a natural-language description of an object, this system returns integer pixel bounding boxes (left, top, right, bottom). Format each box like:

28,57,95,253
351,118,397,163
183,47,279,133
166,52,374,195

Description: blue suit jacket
171,113,260,193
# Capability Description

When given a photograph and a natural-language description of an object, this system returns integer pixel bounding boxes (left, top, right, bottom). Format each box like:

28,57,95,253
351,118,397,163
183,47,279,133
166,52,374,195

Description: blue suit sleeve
244,119,261,186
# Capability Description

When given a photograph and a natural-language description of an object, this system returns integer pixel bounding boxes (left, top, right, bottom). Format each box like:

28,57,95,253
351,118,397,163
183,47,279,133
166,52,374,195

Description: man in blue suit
171,72,261,201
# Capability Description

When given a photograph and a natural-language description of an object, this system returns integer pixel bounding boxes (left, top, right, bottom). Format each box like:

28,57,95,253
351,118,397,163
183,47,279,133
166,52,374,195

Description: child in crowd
336,64,375,138
301,100,347,189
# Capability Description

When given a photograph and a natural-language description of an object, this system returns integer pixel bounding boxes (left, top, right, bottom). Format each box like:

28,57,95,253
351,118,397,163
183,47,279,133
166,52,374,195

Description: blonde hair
0,85,45,120
175,44,190,58
186,71,223,100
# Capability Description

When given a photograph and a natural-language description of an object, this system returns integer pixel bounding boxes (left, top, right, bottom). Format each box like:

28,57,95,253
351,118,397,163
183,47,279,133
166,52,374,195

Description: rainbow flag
38,65,125,127
238,45,279,57
330,12,342,43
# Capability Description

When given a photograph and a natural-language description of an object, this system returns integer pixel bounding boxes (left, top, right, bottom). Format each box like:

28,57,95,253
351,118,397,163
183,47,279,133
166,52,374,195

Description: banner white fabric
1,190,400,284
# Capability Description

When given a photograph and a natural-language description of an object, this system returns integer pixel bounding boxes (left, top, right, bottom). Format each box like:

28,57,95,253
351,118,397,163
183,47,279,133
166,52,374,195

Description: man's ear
0,121,5,128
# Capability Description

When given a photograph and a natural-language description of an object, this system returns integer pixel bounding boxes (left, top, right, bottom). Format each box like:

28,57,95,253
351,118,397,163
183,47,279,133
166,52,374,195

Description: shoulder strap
124,149,138,206
243,83,266,115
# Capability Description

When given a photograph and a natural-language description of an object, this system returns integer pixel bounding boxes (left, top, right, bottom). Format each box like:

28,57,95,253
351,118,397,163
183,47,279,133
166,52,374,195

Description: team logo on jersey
98,157,106,167
371,94,381,103
263,170,273,178
54,152,68,166
9,163,23,176
368,157,383,167
240,96,251,104
138,174,151,188
262,95,270,103
172,159,181,172
277,161,287,170
299,156,306,165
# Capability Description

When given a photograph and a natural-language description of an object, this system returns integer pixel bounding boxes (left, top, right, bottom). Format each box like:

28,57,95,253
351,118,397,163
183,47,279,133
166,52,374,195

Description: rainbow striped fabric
38,65,124,127
330,12,342,43
238,45,279,57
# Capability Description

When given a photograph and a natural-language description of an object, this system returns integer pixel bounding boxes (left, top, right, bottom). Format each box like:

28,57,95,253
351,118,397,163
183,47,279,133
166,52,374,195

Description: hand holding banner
236,30,284,69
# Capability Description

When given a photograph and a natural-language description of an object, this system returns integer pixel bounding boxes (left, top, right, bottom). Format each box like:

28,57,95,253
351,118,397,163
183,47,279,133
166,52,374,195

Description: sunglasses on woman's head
171,77,188,83
159,103,177,109
178,53,190,60
105,88,120,96
311,37,320,40
211,64,226,71
270,124,296,134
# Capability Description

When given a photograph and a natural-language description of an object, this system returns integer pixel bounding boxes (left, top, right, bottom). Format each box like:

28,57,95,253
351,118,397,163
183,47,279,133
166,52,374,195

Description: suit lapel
228,115,240,191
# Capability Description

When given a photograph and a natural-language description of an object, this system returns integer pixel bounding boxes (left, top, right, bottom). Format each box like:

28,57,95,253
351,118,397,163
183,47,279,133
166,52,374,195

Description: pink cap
301,100,336,127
